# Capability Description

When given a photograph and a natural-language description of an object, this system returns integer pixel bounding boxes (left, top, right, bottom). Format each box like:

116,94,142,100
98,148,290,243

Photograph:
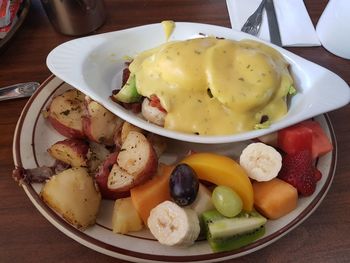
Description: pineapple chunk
112,197,144,234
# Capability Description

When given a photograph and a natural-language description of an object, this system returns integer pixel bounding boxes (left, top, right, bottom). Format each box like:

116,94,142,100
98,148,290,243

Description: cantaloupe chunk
130,164,174,224
252,178,298,219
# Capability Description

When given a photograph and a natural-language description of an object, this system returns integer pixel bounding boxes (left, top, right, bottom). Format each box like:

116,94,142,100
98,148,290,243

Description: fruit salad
13,88,333,253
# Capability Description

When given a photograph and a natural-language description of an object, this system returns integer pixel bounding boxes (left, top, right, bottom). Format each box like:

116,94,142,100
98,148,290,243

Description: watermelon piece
297,120,333,159
277,120,333,159
278,125,313,155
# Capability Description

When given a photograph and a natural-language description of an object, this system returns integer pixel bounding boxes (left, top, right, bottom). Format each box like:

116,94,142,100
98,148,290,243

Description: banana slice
239,142,282,182
147,200,200,246
188,184,214,215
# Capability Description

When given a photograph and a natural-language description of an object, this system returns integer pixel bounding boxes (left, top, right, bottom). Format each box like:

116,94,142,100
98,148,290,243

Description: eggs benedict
113,37,295,136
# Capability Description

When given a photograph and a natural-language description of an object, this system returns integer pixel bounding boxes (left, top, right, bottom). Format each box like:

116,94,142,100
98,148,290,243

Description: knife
265,0,282,46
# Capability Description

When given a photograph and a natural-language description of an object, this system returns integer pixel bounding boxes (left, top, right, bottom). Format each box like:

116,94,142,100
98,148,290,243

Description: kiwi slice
201,210,266,252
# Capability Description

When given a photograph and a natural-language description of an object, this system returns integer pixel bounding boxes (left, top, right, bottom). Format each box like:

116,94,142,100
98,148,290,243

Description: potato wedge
107,164,135,193
114,122,166,157
107,131,157,193
41,167,101,229
48,139,89,167
95,152,129,199
83,98,123,146
120,122,143,145
114,121,143,147
88,142,112,173
47,89,85,138
117,131,157,177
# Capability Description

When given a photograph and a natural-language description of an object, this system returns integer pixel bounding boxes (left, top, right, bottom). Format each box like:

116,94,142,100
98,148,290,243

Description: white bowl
47,22,350,144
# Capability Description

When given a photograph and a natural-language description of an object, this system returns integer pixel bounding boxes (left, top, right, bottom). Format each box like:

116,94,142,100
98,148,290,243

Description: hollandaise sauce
161,20,175,41
129,37,294,135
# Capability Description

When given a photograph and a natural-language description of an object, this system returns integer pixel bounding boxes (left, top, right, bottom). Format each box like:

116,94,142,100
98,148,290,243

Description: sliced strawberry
278,150,317,196
278,125,313,155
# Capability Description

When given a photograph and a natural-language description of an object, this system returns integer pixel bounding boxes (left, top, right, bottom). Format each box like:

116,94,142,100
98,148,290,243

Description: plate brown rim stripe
14,75,56,168
13,76,337,262
95,223,157,241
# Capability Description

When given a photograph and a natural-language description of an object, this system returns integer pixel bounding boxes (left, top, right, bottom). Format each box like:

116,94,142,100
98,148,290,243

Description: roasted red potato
88,142,112,174
94,152,129,200
48,139,89,167
41,167,101,229
107,131,158,193
47,89,86,138
114,122,167,156
114,121,143,147
83,98,123,146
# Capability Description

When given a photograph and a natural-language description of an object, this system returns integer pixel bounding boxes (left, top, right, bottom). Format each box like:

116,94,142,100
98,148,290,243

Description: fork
241,0,267,36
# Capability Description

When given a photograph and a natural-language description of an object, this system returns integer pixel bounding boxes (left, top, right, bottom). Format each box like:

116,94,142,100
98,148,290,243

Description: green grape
212,185,243,217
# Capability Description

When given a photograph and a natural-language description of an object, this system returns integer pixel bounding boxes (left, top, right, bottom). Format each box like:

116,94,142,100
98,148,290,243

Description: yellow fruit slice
112,197,144,234
182,153,254,211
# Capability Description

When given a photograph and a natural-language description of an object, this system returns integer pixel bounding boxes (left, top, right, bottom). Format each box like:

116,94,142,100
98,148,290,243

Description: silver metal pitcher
40,0,106,36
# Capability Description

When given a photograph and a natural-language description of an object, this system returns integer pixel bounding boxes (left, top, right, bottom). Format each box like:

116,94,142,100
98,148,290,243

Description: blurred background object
40,0,106,36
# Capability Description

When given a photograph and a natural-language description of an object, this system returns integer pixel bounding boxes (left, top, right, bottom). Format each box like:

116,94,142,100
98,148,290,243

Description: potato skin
41,167,101,229
48,139,89,167
47,89,85,139
48,116,85,139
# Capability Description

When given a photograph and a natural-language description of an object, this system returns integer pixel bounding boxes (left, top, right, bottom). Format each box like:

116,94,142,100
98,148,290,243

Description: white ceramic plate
46,22,350,144
13,76,337,262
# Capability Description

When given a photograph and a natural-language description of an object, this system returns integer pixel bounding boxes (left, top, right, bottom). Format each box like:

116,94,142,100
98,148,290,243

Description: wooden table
1,0,349,262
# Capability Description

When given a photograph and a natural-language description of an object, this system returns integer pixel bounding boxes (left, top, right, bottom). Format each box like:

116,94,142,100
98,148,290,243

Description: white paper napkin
226,0,321,47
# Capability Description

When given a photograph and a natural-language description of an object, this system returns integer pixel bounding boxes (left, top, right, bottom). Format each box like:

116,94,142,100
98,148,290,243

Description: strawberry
278,150,317,196
314,168,322,181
